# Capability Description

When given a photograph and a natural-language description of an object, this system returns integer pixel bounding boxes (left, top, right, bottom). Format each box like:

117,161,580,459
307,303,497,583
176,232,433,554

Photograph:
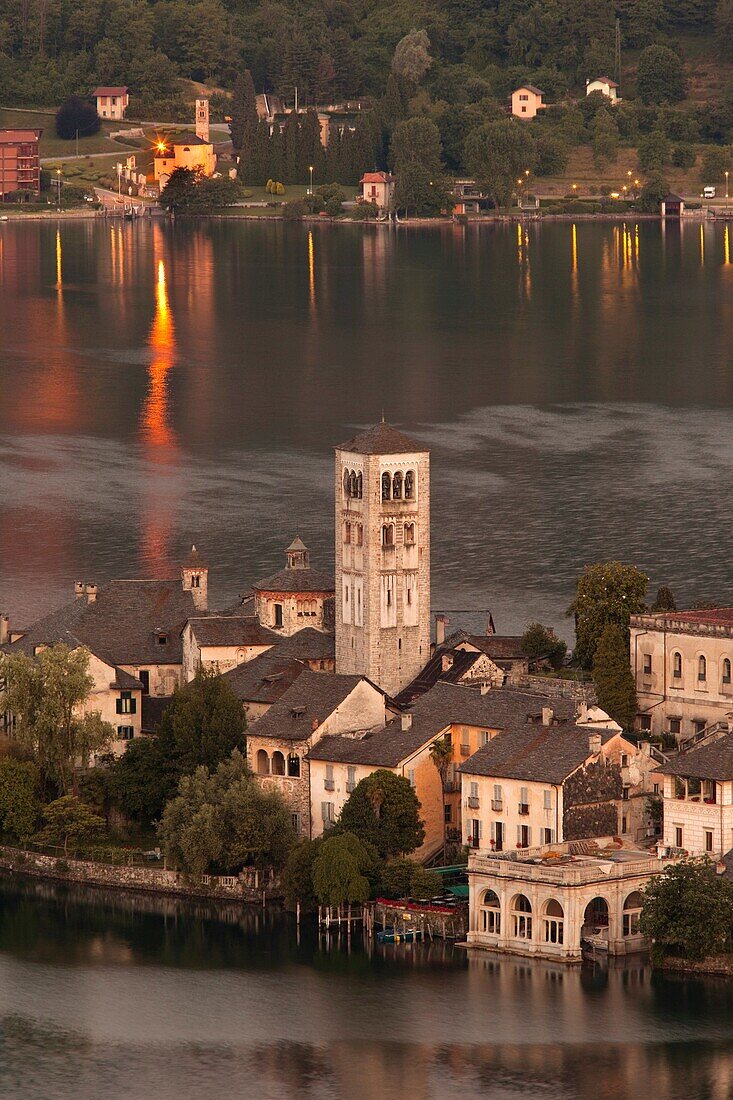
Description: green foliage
0,759,41,840
464,118,536,207
640,859,733,961
637,45,687,105
520,623,567,669
1,644,114,796
283,837,323,911
230,69,257,154
638,173,670,212
568,561,648,669
107,735,173,825
652,585,677,612
55,97,100,140
379,858,442,900
638,129,671,171
158,749,294,874
672,144,696,168
535,134,569,176
700,145,733,183
338,769,425,858
591,108,619,168
35,795,106,856
312,832,373,907
391,116,449,216
157,666,246,778
352,201,379,220
392,29,432,85
159,167,242,214
592,623,638,730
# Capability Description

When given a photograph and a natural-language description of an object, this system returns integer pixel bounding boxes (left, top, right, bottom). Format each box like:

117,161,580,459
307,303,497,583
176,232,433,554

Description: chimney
542,706,554,727
0,615,8,645
311,716,319,732
74,581,85,598
441,653,454,673
480,682,490,696
401,712,413,731
588,732,602,755
576,702,589,723
85,583,98,603
435,615,447,647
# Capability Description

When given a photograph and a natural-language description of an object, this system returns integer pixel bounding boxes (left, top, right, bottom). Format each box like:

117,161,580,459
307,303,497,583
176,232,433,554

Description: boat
377,928,423,944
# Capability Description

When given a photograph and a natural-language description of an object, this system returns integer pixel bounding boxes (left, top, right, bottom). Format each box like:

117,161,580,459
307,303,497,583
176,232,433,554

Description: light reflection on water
3,220,733,636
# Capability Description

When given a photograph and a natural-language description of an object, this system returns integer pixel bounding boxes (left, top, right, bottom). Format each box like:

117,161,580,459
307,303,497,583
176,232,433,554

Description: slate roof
396,648,486,704
309,683,545,768
220,650,307,704
141,694,173,734
4,580,197,665
247,670,377,741
338,423,425,455
459,722,615,784
275,628,335,662
111,667,143,691
517,85,545,95
252,567,334,593
452,633,527,660
187,616,280,648
655,733,733,782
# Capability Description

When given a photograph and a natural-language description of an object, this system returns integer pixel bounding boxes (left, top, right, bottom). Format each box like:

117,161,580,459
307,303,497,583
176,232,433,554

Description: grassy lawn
45,147,156,190
536,143,707,198
0,107,141,156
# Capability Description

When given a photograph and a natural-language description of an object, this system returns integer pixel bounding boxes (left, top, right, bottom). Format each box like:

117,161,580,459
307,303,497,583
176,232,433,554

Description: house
273,627,335,671
92,86,129,120
458,715,657,853
586,77,619,102
510,86,546,119
630,608,733,742
246,671,388,837
0,129,42,199
661,193,684,218
221,649,310,722
252,538,334,636
181,616,280,681
655,726,733,859
153,133,216,189
359,172,395,210
452,179,493,215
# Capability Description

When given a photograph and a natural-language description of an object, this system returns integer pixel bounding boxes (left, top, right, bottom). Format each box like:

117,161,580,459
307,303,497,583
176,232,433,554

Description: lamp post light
56,168,62,210
308,164,314,195
726,169,729,208
634,178,640,198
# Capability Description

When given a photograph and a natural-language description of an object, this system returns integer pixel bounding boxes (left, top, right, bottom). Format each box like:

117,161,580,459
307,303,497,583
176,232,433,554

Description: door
471,819,480,847
495,821,504,852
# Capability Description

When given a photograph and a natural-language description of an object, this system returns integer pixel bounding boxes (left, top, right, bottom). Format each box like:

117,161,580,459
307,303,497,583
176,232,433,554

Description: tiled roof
360,172,394,183
459,722,614,783
660,608,733,625
592,76,619,87
141,694,173,734
338,423,426,455
0,129,42,142
188,616,280,648
111,667,143,691
275,628,335,661
252,567,334,593
655,733,733,782
453,633,527,660
92,86,128,96
396,649,485,704
517,85,545,95
4,580,196,665
247,670,377,741
220,650,307,704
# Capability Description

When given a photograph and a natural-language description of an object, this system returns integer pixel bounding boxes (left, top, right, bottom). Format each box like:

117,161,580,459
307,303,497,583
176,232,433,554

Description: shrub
282,200,306,220
672,144,696,169
55,96,100,140
324,195,343,217
54,859,70,874
352,201,379,220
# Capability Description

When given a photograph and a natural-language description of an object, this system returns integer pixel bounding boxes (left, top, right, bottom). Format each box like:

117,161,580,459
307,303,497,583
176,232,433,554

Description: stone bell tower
195,98,210,144
181,544,208,611
335,423,430,697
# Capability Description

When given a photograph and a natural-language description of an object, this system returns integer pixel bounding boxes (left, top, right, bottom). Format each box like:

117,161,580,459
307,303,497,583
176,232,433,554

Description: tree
591,108,619,168
55,96,100,140
637,44,686,105
464,118,536,208
230,69,258,154
0,759,41,840
638,173,669,213
1,644,114,796
535,134,568,176
283,837,322,911
35,795,106,856
640,859,733,962
429,736,452,856
592,623,637,730
700,145,733,184
312,832,372,908
338,769,425,858
390,116,449,216
159,167,242,214
652,586,676,612
380,857,442,900
638,129,671,172
107,735,173,825
567,562,649,669
157,666,245,779
520,623,567,669
715,0,733,58
391,29,432,85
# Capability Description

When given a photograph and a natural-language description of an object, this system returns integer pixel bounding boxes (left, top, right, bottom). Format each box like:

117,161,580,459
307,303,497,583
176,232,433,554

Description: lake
0,874,730,1100
2,217,733,632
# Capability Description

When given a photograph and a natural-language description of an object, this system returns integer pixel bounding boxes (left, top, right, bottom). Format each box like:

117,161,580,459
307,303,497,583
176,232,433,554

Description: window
518,787,529,814
512,894,532,939
287,754,301,778
325,764,334,790
643,654,652,675
116,691,136,715
356,473,362,499
117,726,134,740
382,524,394,547
408,769,416,788
347,765,356,792
519,93,528,101
138,670,150,695
343,522,351,545
404,470,415,499
675,826,683,848
621,815,627,834
543,899,564,944
623,891,643,936
622,786,630,801
404,523,415,546
444,803,452,823
543,790,552,811
256,749,269,775
693,719,707,735
698,655,707,682
518,824,530,848
392,471,402,499
292,813,301,833
673,652,682,679
468,781,479,808
322,802,334,823
481,890,501,935
542,828,554,845
191,574,200,589
480,731,490,747
157,633,168,645
705,829,714,852
381,472,391,501
272,751,285,776
724,659,732,685
669,717,681,736
274,603,283,629
620,753,629,768
638,714,652,731
491,783,502,811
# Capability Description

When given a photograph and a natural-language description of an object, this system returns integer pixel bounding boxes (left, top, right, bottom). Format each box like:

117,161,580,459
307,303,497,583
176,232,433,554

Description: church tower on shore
335,423,430,697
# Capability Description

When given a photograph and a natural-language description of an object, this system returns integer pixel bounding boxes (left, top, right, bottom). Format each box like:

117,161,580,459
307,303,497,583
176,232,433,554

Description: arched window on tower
343,470,350,497
356,472,363,499
404,470,415,499
404,523,416,546
392,471,403,499
382,524,395,547
349,471,358,498
382,472,391,501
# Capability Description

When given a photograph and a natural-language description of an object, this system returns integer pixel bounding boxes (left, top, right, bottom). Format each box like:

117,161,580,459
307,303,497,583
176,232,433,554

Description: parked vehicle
703,186,716,199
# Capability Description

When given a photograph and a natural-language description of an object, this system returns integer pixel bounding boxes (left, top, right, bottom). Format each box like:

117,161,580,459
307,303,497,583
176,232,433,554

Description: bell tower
181,544,208,611
335,423,430,696
195,98,210,143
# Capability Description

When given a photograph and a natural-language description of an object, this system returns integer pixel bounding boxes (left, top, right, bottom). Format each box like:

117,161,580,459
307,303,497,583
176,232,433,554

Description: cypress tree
592,623,638,731
297,108,326,182
229,72,247,151
652,585,676,612
283,113,299,183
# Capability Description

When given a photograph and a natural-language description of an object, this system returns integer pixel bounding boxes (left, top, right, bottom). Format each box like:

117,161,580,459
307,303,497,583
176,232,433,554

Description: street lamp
308,164,314,195
726,169,729,208
56,167,62,210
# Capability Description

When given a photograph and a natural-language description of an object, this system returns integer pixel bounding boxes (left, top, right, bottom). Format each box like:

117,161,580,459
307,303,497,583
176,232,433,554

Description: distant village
2,421,733,963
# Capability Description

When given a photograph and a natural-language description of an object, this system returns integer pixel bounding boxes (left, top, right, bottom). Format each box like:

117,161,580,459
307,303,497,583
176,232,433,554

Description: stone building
631,608,733,741
253,538,334,636
335,423,430,697
153,132,216,188
655,727,733,859
181,616,280,681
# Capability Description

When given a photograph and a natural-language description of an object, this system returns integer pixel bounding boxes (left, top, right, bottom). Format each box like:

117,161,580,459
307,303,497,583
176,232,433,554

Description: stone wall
0,846,281,902
563,760,623,841
506,674,596,702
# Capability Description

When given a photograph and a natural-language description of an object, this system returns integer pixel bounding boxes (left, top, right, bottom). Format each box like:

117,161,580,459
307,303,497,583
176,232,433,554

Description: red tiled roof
591,77,619,87
93,86,129,97
662,608,733,625
0,129,42,143
360,172,394,184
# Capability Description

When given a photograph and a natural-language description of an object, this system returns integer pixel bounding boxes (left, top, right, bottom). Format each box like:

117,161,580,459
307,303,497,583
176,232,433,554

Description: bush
324,195,343,217
54,859,70,874
352,201,379,220
700,146,732,184
282,200,306,220
55,97,100,140
672,144,696,169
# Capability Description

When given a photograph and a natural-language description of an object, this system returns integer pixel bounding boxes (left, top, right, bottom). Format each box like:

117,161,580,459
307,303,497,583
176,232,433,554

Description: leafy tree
391,116,449,216
383,71,406,130
429,735,452,855
567,561,648,669
637,44,686,105
312,832,372,907
35,795,106,856
464,118,536,208
520,623,567,669
1,644,114,796
640,859,733,961
638,129,671,171
638,173,670,212
380,857,442,900
159,168,242,214
591,108,619,167
108,735,173,825
339,769,425,857
0,759,41,840
535,134,569,176
715,0,733,58
700,145,733,183
671,144,696,168
592,623,637,730
55,96,100,140
391,29,432,85
652,585,676,612
157,666,245,779
283,837,322,911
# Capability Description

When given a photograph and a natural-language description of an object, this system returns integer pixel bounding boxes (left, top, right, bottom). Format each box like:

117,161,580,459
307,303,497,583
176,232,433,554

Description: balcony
324,779,335,791
491,799,503,812
518,803,530,816
468,796,480,809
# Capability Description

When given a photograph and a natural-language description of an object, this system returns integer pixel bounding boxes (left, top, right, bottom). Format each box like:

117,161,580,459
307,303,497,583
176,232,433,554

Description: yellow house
511,85,546,119
154,133,217,188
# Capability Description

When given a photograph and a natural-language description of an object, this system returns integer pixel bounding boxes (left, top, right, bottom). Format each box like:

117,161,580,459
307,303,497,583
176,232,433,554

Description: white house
359,171,395,209
92,86,129,120
656,727,733,859
586,77,619,102
510,86,546,119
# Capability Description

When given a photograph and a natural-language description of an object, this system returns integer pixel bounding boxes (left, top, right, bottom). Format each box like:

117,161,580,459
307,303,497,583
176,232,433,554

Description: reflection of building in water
142,254,176,451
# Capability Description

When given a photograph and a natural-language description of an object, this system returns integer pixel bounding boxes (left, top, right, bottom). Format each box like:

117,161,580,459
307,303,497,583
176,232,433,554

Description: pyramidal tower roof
337,423,426,455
